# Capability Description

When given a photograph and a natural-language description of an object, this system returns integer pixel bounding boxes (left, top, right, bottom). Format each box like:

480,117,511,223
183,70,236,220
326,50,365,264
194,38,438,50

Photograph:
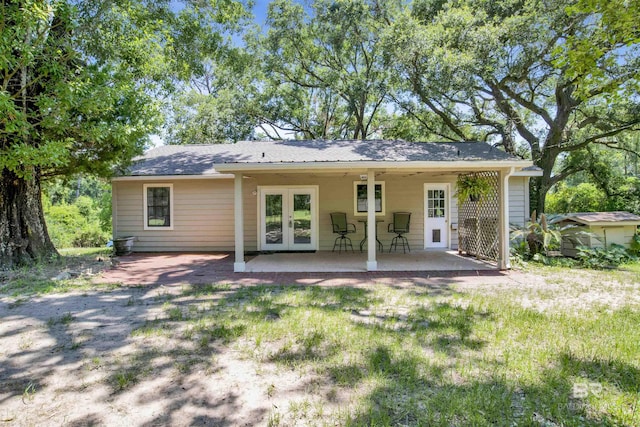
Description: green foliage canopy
163,49,258,144
0,0,248,179
253,0,401,140
546,183,607,213
387,0,640,211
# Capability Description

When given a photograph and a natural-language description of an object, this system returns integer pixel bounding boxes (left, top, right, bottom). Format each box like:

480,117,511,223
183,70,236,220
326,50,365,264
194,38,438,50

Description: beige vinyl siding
113,170,525,253
386,175,458,251
384,178,423,251
114,179,237,252
508,176,528,227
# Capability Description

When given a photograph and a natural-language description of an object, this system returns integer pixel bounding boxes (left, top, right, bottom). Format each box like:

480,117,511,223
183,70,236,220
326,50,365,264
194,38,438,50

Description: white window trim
353,181,385,216
143,183,174,230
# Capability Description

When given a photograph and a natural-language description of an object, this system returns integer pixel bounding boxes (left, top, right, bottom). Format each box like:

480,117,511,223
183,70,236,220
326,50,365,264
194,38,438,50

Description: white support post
367,169,377,271
234,173,246,272
498,168,513,270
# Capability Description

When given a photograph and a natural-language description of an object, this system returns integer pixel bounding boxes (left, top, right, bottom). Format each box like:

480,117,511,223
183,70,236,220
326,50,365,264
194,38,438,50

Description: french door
424,184,449,248
259,187,318,251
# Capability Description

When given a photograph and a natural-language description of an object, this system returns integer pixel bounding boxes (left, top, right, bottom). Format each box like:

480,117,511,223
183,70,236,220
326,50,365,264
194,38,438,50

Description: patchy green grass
621,260,640,274
22,382,37,403
0,247,114,297
118,282,640,426
47,312,75,327
3,257,639,425
130,320,171,338
0,275,119,297
57,247,113,257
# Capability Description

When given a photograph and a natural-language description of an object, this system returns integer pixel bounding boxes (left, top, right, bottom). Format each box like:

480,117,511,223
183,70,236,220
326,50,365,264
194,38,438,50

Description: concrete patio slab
98,252,504,288
245,250,495,273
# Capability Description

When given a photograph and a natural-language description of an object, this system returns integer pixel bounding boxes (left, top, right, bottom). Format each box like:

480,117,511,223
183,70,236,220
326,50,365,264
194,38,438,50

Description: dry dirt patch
0,285,316,426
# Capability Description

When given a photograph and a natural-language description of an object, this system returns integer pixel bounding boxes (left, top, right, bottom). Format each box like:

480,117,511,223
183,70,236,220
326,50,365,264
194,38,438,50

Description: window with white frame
143,184,173,230
354,181,385,216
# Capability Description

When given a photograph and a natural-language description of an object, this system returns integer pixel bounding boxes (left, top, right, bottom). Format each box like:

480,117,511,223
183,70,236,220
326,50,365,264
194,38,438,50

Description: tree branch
495,81,554,126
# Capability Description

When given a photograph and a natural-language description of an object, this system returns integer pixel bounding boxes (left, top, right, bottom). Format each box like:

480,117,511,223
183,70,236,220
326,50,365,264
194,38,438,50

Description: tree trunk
0,169,58,268
529,144,560,214
531,175,551,215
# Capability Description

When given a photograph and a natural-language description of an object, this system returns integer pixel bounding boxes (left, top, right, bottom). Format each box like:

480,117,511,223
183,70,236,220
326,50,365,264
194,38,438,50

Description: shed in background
551,211,640,257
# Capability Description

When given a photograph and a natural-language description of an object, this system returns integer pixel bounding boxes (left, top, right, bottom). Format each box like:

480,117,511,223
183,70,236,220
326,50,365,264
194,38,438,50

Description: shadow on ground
1,254,637,426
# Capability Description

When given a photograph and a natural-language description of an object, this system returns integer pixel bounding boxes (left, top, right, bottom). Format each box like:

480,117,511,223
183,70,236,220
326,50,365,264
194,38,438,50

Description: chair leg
400,235,410,253
345,236,354,253
333,235,341,252
334,235,354,253
389,234,410,253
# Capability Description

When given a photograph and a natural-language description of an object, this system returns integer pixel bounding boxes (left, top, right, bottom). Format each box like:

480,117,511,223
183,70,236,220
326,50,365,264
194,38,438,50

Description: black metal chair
388,212,411,253
330,212,356,253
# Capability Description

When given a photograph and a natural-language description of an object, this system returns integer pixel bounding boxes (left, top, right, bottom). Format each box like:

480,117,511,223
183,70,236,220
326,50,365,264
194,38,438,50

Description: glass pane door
261,187,317,251
425,184,449,248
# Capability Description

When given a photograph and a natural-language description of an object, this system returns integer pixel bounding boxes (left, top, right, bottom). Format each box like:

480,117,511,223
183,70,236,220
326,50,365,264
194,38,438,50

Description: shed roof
124,140,532,177
551,211,640,226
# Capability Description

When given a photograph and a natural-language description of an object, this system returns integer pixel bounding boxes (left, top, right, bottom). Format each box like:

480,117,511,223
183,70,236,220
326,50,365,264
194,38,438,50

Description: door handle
289,220,293,228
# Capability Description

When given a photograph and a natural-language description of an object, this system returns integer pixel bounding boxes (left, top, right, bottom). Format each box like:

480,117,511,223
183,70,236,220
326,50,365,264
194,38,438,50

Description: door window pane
265,194,283,244
293,194,311,244
428,188,446,218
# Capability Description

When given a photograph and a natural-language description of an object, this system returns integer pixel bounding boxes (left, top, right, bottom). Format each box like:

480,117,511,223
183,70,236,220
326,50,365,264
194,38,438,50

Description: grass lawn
173,278,640,426
0,253,639,426
0,247,114,296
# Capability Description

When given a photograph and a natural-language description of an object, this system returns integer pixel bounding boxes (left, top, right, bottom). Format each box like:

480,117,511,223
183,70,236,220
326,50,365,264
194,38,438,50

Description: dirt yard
1,254,639,426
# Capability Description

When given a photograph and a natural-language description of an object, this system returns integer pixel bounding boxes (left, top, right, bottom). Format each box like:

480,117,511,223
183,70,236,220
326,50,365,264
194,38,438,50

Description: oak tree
389,0,640,212
0,0,245,267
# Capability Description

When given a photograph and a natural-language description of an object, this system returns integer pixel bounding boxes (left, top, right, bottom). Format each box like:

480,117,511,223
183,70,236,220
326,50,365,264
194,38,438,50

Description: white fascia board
560,216,640,227
111,174,234,182
580,221,640,227
213,160,533,172
512,169,543,177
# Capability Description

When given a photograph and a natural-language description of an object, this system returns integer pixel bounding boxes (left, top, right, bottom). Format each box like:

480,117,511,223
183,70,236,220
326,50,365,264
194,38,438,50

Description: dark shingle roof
126,140,524,176
551,211,640,225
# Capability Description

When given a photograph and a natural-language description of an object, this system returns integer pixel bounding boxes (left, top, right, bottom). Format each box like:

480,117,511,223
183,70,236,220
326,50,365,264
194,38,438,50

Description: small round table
358,219,384,252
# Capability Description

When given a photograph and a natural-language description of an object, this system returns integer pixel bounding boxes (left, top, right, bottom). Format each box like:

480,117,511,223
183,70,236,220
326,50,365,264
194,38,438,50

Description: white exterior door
260,187,317,251
424,184,449,249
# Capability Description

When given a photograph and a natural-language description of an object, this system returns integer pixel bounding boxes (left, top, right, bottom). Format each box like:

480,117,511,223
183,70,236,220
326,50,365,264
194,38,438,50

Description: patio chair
388,212,411,253
330,212,356,253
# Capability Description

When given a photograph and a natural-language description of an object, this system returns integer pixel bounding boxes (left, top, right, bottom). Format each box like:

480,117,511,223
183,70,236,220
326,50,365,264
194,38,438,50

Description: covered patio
211,140,533,273
244,250,495,273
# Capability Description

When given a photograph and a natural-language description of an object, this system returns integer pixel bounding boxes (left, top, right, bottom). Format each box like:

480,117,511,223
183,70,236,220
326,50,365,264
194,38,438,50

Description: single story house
551,211,640,257
111,139,540,271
